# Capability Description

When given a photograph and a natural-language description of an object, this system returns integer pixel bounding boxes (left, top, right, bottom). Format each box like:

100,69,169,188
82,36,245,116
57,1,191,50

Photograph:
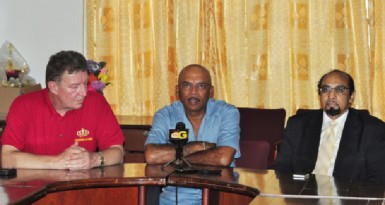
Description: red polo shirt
2,89,124,155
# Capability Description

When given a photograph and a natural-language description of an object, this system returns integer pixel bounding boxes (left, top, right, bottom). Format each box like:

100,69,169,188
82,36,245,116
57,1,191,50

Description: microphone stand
163,141,192,170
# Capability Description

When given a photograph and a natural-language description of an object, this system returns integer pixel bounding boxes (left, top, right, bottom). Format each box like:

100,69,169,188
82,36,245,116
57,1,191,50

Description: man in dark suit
274,69,385,184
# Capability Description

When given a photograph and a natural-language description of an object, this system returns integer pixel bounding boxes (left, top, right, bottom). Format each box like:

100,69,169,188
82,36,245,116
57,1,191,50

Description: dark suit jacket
274,108,385,184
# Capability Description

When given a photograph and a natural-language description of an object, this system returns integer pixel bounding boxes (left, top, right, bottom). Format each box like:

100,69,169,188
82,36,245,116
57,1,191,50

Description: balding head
178,64,212,85
176,64,213,116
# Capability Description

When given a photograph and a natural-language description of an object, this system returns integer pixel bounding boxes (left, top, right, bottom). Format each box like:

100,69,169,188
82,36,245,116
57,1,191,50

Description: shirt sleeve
93,94,124,150
214,105,241,159
2,96,29,150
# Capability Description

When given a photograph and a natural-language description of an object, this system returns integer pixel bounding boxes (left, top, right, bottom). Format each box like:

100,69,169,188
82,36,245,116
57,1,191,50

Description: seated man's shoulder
210,99,237,110
161,101,183,112
12,89,45,107
210,100,239,118
83,91,111,107
362,113,385,127
348,109,385,133
86,90,106,100
153,101,184,119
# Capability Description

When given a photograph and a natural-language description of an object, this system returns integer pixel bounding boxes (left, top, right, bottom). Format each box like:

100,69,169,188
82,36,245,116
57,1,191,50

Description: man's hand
62,144,98,170
1,144,123,170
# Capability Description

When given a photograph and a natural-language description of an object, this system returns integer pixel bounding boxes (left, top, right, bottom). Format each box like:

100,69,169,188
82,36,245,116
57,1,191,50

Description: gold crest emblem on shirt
75,128,93,143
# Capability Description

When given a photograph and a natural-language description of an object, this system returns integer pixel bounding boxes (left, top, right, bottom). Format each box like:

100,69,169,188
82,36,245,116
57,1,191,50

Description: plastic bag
0,41,36,87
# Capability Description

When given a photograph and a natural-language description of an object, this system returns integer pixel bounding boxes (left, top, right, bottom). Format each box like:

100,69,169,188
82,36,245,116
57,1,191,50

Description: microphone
163,122,192,169
176,122,185,130
169,122,188,144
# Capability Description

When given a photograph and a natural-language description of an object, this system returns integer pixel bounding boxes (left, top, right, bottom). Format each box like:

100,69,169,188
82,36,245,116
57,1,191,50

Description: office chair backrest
237,107,286,168
236,140,270,169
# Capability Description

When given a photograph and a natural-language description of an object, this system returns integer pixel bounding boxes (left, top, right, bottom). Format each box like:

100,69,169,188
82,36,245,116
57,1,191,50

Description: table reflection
0,164,383,205
241,169,385,205
144,164,240,184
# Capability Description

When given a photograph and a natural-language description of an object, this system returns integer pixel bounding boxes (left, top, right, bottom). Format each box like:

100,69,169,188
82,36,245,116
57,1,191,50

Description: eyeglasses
319,86,350,94
179,82,211,91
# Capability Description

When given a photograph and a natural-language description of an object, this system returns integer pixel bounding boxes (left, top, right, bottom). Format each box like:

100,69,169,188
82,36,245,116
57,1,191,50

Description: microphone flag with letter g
169,122,189,142
170,130,188,139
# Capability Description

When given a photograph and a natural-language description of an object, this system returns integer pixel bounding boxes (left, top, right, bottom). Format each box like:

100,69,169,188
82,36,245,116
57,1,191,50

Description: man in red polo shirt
1,51,124,170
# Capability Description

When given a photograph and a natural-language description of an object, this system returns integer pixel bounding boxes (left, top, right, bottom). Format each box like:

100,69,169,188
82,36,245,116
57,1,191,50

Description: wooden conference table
1,163,384,205
1,116,385,204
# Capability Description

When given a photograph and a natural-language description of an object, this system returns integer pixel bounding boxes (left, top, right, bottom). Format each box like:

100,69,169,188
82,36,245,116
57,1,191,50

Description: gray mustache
188,97,200,102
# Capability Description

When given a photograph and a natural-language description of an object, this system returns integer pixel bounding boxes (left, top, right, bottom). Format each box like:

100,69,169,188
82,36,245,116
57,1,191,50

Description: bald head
178,64,212,85
176,64,214,115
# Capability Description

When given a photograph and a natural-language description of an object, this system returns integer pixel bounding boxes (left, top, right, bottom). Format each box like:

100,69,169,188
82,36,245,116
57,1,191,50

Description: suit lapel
302,113,323,157
296,110,323,171
335,110,363,168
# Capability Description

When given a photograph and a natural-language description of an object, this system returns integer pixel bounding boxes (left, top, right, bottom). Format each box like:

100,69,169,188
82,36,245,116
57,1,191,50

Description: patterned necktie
313,120,337,176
